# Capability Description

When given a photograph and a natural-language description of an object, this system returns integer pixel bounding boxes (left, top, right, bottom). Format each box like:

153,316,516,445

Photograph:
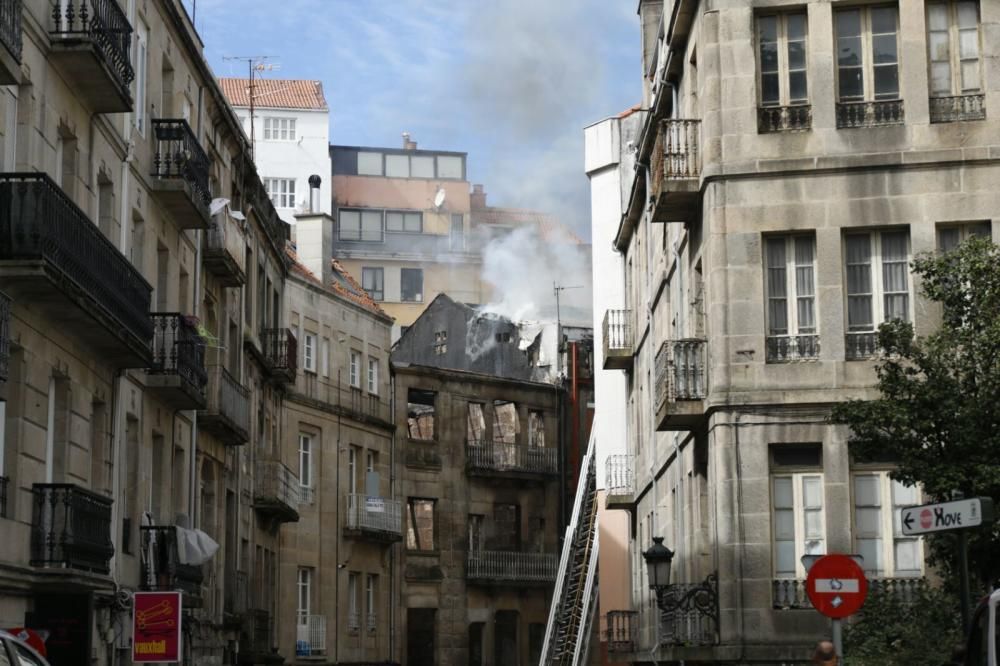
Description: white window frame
348,446,357,495
852,471,924,577
264,177,296,209
926,1,982,97
834,6,900,103
366,450,375,475
765,235,817,337
298,433,313,495
757,12,809,107
348,572,360,632
368,357,379,395
135,21,149,136
263,117,296,141
361,267,384,301
366,573,377,632
350,350,361,388
845,230,912,333
321,337,330,377
303,332,316,373
297,567,312,626
772,473,826,579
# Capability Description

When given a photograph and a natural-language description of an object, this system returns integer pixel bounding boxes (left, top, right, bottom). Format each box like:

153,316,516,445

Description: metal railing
139,525,204,597
346,494,402,537
836,99,904,128
149,313,207,391
604,610,638,653
466,550,558,583
30,483,114,574
296,614,326,656
773,577,926,609
655,339,707,412
0,0,21,63
651,119,700,201
0,290,9,383
758,104,812,132
766,334,820,362
204,365,250,441
254,460,300,512
260,328,297,378
846,331,879,360
466,440,558,475
930,94,986,123
152,119,211,206
659,575,719,646
50,0,134,90
603,309,633,354
605,455,634,503
0,174,153,344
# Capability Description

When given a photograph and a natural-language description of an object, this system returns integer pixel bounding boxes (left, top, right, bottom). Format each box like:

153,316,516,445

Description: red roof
284,248,390,319
218,78,328,111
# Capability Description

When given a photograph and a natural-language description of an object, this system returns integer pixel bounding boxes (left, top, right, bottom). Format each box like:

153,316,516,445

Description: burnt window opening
528,410,544,448
493,400,519,444
467,402,486,443
491,503,521,551
407,388,436,441
495,332,512,343
433,330,447,355
528,516,546,552
406,498,436,551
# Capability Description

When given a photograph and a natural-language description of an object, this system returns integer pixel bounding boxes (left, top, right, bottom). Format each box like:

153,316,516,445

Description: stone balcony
604,610,638,654
602,309,633,370
654,339,707,431
204,208,247,287
605,454,635,512
253,460,300,524
650,119,701,224
200,365,250,445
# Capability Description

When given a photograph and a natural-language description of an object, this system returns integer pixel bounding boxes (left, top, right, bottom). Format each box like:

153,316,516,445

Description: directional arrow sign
900,497,994,536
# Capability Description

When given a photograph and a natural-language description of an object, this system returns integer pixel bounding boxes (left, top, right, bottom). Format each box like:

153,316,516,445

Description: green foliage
831,237,1000,587
843,583,962,666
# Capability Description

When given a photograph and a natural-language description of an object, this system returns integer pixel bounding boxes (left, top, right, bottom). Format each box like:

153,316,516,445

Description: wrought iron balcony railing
139,525,204,603
466,440,558,476
659,574,719,647
0,0,22,76
345,494,402,541
204,210,247,286
766,334,820,362
836,99,904,128
758,104,812,133
295,614,327,657
148,313,207,408
604,610,638,653
605,454,635,510
0,174,153,364
30,483,114,574
0,290,9,383
930,94,985,123
200,365,250,445
151,119,211,227
253,460,300,523
260,328,297,382
466,550,558,584
602,309,633,370
773,576,926,610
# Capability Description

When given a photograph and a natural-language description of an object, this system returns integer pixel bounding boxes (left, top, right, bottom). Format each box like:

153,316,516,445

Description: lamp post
643,536,675,593
642,536,720,648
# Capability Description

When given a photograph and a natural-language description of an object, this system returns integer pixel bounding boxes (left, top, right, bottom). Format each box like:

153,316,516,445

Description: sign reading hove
900,497,994,536
133,591,182,663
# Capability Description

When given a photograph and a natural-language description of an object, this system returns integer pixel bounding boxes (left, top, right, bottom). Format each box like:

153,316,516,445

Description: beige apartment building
589,0,998,663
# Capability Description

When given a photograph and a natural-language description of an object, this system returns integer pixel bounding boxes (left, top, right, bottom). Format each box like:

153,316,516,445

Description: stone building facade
589,0,998,663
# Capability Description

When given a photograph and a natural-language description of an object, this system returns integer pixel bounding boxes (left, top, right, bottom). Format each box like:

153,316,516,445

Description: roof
218,78,328,111
472,206,586,245
284,247,390,319
617,103,643,119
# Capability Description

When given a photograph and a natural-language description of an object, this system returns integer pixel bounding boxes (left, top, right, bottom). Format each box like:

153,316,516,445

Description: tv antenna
222,55,281,161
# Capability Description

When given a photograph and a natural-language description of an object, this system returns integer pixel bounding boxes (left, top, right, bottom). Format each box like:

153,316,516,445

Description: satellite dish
434,187,446,209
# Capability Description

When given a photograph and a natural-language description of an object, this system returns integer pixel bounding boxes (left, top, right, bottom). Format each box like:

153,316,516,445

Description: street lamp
643,536,674,592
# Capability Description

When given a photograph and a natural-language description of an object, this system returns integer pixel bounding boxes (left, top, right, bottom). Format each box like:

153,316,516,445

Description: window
386,154,410,178
366,574,377,632
927,2,981,98
303,333,316,373
321,337,330,377
348,446,358,494
772,474,826,578
411,155,434,178
401,268,423,302
938,221,990,252
437,155,464,179
264,177,296,209
135,22,148,135
433,330,447,355
467,403,486,442
450,214,465,250
263,117,296,141
348,572,360,631
845,230,910,358
853,472,922,577
765,235,818,361
407,389,436,440
338,209,383,242
368,357,379,394
361,267,384,300
298,434,313,500
406,498,436,550
385,210,423,233
297,567,312,625
358,151,383,176
350,350,361,388
835,7,899,103
528,411,545,448
757,13,808,108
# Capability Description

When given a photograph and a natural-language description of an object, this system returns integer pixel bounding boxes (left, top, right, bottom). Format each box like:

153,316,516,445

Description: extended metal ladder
539,430,599,665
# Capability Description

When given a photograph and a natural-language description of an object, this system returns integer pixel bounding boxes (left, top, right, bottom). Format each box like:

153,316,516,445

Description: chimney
308,174,322,213
402,131,417,151
471,183,486,209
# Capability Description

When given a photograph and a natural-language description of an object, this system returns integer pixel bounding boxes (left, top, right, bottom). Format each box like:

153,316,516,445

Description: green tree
832,237,1000,588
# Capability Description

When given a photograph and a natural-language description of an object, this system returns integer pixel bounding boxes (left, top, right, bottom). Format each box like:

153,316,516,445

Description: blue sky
186,0,640,239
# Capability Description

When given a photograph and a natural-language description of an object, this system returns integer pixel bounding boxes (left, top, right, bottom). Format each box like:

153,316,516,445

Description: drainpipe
389,368,396,662
189,83,205,527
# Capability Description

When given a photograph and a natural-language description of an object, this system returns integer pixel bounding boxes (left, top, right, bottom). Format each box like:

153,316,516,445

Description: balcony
295,614,327,657
0,174,153,367
466,440,558,478
345,494,402,543
466,550,558,585
204,210,247,287
655,340,707,431
836,99,904,129
0,290,9,383
757,104,812,133
252,460,300,524
0,0,22,85
199,365,250,445
846,331,878,360
139,526,204,608
930,94,985,123
146,313,207,409
605,454,635,512
259,328,297,383
48,0,134,113
659,575,719,647
604,610,638,654
773,577,926,610
602,309,633,370
650,119,701,224
766,334,820,363
151,119,211,229
30,483,114,575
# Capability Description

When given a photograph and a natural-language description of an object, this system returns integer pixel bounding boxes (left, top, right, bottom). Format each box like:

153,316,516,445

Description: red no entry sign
805,554,868,618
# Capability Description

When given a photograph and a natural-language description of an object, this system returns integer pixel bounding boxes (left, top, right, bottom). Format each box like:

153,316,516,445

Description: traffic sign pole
959,530,971,632
832,618,843,658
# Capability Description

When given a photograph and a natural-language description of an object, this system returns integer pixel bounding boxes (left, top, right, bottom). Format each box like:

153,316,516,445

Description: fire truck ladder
539,431,599,665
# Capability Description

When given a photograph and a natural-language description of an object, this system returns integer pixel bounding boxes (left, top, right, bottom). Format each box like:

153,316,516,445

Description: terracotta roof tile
284,248,390,319
218,78,328,111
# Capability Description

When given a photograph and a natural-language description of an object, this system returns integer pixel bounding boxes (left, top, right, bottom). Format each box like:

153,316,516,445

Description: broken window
492,503,521,551
406,498,436,551
467,402,486,443
433,330,447,355
528,410,544,448
529,516,546,552
468,514,484,552
492,401,519,444
495,332,511,343
407,388,436,441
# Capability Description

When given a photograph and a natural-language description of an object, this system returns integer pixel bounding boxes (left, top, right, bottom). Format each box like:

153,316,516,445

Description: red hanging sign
132,591,182,663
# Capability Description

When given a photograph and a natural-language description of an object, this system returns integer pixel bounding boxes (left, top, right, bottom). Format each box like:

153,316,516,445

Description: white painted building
220,78,332,224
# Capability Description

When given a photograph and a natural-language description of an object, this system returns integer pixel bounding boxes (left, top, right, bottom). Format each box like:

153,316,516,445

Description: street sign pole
832,618,843,658
804,554,869,662
959,529,971,632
